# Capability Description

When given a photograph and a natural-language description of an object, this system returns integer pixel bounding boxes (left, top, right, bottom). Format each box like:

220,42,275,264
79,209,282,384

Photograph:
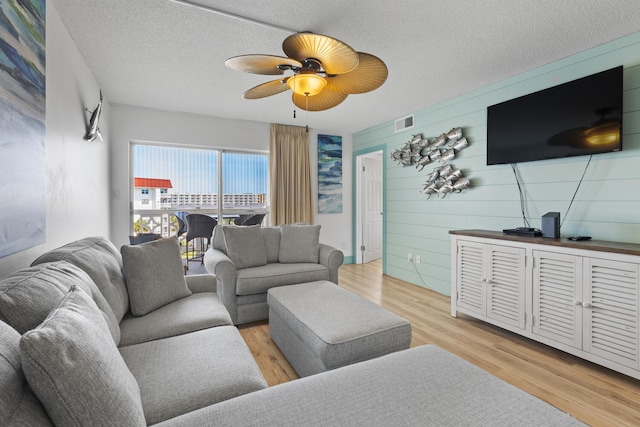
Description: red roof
134,178,173,189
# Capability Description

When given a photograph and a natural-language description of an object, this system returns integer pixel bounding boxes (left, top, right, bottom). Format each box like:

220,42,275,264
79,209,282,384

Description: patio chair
240,214,265,226
185,213,217,268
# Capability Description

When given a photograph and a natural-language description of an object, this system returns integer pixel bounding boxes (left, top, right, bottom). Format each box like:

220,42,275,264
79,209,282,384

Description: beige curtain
269,123,314,225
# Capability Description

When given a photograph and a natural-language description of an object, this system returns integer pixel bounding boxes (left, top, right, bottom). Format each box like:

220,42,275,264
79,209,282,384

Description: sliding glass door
131,143,268,236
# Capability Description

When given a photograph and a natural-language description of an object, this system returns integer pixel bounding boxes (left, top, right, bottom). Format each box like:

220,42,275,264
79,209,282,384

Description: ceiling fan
225,32,388,111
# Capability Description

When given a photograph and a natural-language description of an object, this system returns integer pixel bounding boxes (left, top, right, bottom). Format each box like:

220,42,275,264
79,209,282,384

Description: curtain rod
167,0,298,34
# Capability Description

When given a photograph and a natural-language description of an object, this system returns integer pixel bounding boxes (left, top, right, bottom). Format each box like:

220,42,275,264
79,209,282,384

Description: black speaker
541,212,560,238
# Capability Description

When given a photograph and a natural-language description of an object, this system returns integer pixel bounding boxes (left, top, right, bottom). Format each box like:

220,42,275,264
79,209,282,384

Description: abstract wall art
0,0,46,257
317,134,342,213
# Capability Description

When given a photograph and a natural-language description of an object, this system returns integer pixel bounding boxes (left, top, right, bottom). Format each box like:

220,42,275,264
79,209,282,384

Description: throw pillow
121,237,191,316
222,225,268,269
20,286,146,427
278,224,321,263
0,320,53,426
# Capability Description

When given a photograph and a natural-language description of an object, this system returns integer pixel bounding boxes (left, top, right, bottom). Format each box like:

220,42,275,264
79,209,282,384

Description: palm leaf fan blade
226,55,302,75
325,52,388,94
243,78,291,99
282,32,359,75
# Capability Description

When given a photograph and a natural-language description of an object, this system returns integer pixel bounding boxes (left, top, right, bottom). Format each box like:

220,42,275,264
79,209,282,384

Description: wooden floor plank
239,260,640,427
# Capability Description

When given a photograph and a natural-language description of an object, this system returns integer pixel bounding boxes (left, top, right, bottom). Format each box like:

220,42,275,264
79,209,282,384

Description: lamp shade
287,74,327,96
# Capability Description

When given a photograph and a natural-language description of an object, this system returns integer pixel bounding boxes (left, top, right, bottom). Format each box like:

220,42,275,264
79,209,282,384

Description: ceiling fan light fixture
287,74,327,96
227,32,386,112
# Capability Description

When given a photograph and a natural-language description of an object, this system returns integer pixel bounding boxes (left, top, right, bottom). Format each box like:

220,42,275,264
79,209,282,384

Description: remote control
568,236,591,241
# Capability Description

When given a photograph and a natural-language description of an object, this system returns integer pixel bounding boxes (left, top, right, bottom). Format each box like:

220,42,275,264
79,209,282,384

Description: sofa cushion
0,261,120,344
214,225,282,264
222,225,267,269
121,237,192,316
118,292,232,347
20,286,146,427
236,263,330,296
31,237,130,323
120,325,267,425
261,226,281,263
155,345,585,427
0,320,53,427
279,224,320,263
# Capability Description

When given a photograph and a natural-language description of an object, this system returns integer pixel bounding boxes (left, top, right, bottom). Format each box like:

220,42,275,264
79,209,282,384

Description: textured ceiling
51,0,640,134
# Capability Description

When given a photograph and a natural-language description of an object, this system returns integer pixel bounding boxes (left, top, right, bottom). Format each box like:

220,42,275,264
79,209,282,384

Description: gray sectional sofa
0,234,585,426
0,237,266,426
204,223,344,324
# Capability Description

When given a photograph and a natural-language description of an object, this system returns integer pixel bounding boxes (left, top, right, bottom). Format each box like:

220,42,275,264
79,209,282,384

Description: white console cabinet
451,230,640,379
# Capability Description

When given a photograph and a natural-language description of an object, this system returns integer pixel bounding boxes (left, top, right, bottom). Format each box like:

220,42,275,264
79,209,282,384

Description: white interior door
362,153,383,263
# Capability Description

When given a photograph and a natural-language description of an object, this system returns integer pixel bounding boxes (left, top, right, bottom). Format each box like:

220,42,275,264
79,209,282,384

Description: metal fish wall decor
390,127,471,199
84,90,103,142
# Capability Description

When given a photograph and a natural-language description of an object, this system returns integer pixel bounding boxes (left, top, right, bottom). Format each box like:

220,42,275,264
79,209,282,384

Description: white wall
354,31,640,295
0,3,110,278
109,105,353,258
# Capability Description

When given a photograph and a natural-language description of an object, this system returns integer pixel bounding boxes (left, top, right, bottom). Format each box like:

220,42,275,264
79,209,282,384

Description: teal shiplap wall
354,32,640,295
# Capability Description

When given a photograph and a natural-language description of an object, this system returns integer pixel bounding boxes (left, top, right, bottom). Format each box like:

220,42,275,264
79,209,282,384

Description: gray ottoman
267,281,412,377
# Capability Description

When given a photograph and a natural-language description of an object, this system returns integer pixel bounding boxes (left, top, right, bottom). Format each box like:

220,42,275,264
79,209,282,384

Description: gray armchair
204,224,344,325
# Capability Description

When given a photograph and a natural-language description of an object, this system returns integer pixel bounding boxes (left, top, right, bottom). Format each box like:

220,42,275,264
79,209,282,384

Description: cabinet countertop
450,229,640,257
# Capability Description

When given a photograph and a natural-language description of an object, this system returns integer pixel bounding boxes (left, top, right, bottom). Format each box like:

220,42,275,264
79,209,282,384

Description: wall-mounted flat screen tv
486,66,623,165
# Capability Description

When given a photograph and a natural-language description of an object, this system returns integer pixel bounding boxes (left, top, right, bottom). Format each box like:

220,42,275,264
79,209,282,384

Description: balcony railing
132,208,268,237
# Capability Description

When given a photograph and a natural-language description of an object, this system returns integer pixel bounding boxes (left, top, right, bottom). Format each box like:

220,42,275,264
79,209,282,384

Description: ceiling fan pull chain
305,95,309,133
293,77,298,119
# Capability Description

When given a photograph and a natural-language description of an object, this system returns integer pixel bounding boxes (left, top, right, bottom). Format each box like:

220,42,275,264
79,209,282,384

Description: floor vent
395,114,414,132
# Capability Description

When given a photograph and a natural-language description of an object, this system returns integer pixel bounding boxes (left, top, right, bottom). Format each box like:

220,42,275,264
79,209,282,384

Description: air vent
395,114,414,132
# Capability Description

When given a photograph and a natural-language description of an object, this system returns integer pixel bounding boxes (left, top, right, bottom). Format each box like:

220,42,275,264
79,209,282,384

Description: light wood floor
238,260,640,427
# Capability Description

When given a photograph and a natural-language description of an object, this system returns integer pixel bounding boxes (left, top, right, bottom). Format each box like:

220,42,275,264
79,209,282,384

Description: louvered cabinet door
583,258,639,370
456,240,485,316
486,245,526,329
533,251,582,348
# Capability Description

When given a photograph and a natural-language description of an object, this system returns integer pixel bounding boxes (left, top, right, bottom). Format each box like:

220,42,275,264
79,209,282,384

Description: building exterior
133,178,173,210
161,193,267,209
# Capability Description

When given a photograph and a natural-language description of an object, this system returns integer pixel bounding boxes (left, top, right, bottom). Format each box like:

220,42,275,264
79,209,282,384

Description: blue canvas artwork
0,0,46,257
317,134,342,214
